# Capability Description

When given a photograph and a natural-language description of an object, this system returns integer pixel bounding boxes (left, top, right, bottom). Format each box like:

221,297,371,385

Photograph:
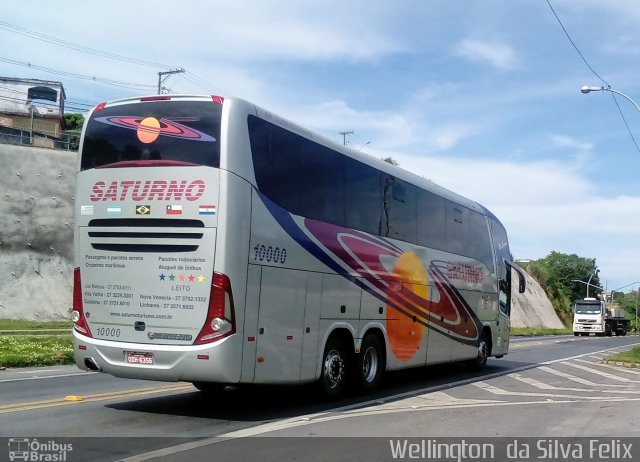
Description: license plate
126,352,154,365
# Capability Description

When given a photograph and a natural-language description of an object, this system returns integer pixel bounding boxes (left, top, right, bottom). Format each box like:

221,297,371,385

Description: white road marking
508,372,640,394
537,366,630,387
0,371,97,383
574,358,640,375
472,381,616,400
562,362,637,383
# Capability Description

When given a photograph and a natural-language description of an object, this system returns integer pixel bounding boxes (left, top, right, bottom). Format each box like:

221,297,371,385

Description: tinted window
446,204,468,255
468,211,494,271
81,100,221,170
249,116,345,225
489,218,510,281
248,115,497,265
299,139,345,224
417,190,446,251
383,176,417,243
344,157,382,234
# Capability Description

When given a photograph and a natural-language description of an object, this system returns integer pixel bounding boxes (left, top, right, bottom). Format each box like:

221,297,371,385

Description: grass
511,327,572,336
604,346,640,364
0,319,74,368
0,335,74,368
0,319,72,331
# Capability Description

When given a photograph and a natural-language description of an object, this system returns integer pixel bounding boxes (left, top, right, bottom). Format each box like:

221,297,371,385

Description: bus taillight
71,268,93,337
194,272,236,345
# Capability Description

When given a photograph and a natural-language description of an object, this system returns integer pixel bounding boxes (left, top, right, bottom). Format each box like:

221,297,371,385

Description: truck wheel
605,324,613,337
319,337,349,399
621,326,627,336
353,334,384,393
573,332,579,336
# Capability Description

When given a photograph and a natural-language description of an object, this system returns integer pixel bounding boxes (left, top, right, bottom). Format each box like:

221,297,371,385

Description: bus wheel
354,334,384,393
469,332,489,371
319,337,349,399
192,382,226,393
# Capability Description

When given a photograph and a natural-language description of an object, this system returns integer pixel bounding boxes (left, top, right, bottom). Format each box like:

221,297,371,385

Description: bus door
488,218,525,356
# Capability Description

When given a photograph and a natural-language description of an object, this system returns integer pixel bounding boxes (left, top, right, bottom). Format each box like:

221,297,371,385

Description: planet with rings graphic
137,117,161,144
386,251,428,361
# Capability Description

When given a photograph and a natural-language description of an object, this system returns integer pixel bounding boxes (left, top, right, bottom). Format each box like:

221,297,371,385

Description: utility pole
339,130,354,146
157,69,185,94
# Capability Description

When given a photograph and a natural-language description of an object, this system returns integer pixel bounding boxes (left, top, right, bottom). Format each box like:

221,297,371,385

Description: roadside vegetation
511,327,572,336
0,319,72,331
0,319,73,368
603,346,640,365
0,335,73,368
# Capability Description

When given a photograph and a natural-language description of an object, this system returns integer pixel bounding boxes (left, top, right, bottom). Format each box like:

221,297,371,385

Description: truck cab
572,298,606,336
573,297,629,336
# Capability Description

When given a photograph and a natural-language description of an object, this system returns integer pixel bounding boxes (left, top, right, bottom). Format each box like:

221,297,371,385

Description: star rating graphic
159,273,207,283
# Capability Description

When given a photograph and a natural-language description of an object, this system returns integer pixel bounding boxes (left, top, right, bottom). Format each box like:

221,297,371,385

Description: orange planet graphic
137,117,161,144
386,251,428,361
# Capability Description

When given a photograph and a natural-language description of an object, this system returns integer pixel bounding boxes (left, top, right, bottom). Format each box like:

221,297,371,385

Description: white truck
572,297,630,337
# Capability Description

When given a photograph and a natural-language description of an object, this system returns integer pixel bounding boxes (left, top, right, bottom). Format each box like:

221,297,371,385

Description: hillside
0,144,562,328
0,144,75,320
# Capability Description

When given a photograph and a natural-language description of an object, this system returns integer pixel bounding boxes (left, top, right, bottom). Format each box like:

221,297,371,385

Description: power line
545,0,640,154
545,0,609,87
609,92,640,153
0,19,231,97
0,55,156,91
0,20,176,70
0,84,94,107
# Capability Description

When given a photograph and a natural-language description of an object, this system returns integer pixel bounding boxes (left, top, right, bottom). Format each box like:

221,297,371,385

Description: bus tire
469,331,490,371
354,334,384,393
319,337,349,399
192,381,226,393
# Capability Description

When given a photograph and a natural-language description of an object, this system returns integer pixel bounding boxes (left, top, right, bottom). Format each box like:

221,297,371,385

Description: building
0,77,66,148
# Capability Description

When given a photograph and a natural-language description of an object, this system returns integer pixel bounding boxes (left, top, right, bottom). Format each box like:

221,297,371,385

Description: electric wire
545,0,640,154
0,19,230,97
0,20,176,70
0,56,156,91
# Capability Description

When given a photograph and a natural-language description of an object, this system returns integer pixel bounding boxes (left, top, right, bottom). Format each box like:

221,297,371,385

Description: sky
2,0,640,292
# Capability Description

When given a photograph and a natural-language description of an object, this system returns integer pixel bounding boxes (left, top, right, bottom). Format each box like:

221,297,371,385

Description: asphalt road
1,335,639,462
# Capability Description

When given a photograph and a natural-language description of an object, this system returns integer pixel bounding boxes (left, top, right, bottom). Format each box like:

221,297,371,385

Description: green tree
64,113,85,131
522,251,600,324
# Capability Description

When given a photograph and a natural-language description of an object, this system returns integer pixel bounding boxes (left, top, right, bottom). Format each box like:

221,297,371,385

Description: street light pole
580,85,640,113
586,269,599,298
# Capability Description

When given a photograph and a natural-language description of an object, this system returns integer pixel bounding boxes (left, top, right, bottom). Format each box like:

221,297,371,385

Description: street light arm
581,85,640,114
571,279,603,292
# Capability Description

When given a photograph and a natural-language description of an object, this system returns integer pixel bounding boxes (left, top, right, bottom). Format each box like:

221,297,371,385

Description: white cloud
455,39,518,70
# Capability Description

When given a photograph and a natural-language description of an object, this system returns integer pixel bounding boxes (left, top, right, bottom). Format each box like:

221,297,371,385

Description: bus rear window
81,100,221,170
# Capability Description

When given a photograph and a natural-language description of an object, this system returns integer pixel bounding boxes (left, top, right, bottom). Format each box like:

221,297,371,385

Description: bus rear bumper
73,331,241,383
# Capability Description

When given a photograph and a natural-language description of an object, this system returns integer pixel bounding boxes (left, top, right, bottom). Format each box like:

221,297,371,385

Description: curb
601,360,640,369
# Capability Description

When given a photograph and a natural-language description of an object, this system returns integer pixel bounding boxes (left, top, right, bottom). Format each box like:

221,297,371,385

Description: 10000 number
96,327,121,338
253,244,287,264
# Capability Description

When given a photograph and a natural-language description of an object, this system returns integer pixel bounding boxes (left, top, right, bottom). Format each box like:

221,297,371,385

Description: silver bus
73,95,525,398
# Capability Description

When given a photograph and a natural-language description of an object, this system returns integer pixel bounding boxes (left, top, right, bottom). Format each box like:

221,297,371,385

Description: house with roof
0,76,66,148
